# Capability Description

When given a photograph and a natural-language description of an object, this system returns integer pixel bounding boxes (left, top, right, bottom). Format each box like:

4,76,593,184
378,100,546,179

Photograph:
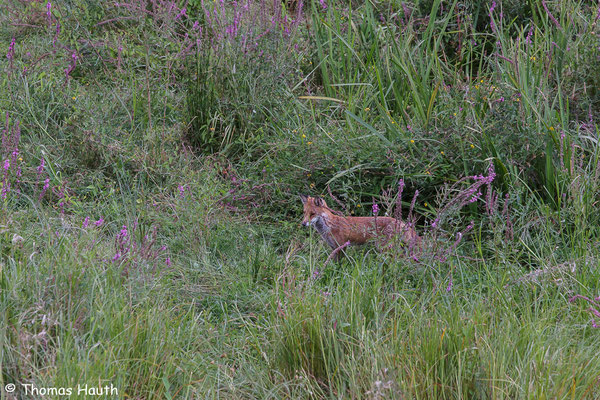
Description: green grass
1,0,600,398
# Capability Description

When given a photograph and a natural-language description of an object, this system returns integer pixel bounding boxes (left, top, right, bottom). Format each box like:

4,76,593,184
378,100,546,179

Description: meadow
1,0,600,398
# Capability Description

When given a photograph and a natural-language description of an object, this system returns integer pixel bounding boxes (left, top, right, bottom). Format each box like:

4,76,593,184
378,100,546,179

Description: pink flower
372,203,379,215
94,217,104,227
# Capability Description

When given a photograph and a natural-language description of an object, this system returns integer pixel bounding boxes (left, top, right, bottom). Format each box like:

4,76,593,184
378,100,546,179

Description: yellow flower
410,139,415,144
475,85,479,90
549,126,555,131
307,173,311,177
307,141,312,145
210,127,215,131
364,107,370,111
440,151,444,155
424,202,428,207
453,113,457,116
470,144,475,149
310,183,315,188
18,157,23,161
530,56,536,61
302,134,306,138
357,204,361,207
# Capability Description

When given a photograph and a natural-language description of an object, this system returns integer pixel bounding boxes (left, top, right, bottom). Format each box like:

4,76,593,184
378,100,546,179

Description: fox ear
314,197,323,207
299,194,308,204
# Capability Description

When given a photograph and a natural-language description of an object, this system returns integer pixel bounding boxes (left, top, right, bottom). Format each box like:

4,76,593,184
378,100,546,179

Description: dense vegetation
1,0,600,398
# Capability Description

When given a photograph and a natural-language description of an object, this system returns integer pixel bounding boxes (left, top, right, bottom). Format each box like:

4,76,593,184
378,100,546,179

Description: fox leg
324,240,351,266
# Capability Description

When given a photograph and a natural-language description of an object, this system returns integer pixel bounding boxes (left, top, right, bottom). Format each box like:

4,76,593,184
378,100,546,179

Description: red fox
300,195,420,258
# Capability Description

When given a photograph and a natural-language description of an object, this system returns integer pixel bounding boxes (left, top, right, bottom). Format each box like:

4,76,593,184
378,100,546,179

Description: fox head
299,195,329,227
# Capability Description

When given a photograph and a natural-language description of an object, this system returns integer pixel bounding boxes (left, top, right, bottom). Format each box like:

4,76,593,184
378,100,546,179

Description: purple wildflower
82,216,89,229
37,157,45,174
94,217,104,227
489,1,497,32
525,26,533,45
372,202,379,216
39,178,50,200
6,38,15,68
166,257,172,267
64,52,78,81
3,159,8,171
541,1,562,29
53,22,60,47
176,7,187,19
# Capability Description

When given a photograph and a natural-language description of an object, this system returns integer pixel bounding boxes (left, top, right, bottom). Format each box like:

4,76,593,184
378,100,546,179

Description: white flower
12,234,24,246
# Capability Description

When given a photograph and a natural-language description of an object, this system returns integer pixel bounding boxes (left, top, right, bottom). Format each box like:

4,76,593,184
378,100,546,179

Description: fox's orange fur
300,195,420,257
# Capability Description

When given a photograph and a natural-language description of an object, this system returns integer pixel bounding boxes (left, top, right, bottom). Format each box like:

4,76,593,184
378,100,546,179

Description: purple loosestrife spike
372,202,379,215
53,22,60,47
83,216,89,229
176,7,187,19
446,274,453,292
525,26,533,45
65,52,78,80
7,38,15,67
409,190,419,219
94,217,104,227
3,159,8,171
166,257,172,266
39,178,50,200
489,1,497,32
541,1,561,29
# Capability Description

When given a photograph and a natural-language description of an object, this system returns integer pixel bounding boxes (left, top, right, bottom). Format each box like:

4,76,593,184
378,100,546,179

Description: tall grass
1,0,599,398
